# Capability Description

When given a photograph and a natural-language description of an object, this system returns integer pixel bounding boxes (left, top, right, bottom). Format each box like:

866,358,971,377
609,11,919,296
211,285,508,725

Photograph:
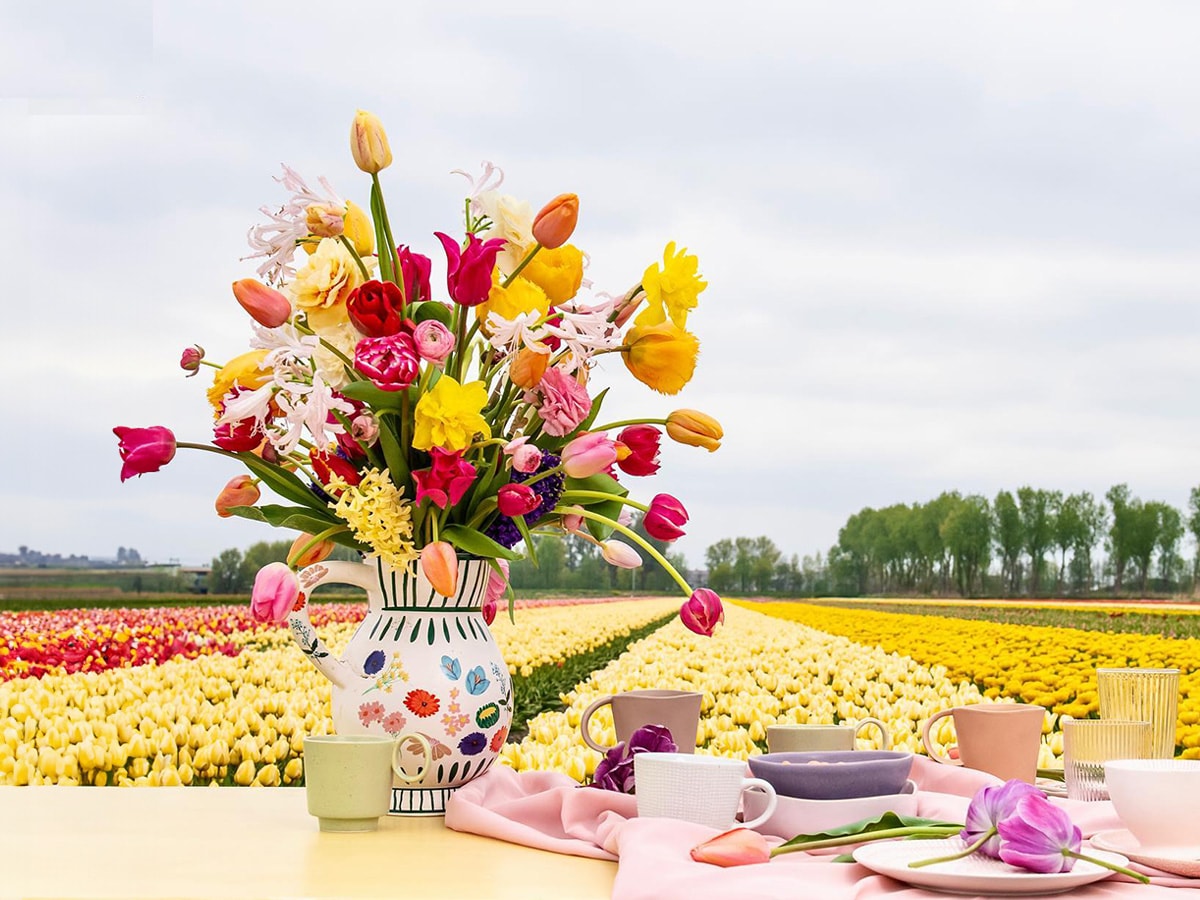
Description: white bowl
742,779,918,839
1105,759,1200,852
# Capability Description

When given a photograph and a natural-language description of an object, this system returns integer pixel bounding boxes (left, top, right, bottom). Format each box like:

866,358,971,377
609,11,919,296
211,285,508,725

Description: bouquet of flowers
115,109,725,634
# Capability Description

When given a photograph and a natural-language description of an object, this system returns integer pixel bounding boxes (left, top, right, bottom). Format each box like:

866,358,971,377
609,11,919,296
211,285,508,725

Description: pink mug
922,704,1045,783
579,690,702,753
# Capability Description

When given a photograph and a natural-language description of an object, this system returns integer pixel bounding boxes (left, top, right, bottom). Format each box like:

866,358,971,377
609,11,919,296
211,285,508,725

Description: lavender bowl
746,751,914,800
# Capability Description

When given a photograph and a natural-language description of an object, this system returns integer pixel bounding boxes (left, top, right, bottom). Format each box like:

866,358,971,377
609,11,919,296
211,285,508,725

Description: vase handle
286,560,379,690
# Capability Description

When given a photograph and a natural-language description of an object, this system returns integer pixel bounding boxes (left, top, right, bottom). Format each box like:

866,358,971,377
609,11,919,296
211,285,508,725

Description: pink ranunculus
113,426,177,482
497,483,540,517
616,424,661,476
354,332,420,391
179,345,205,377
396,245,433,304
680,588,724,636
350,413,379,445
412,319,455,364
412,448,477,509
561,432,617,478
503,437,542,474
250,563,301,625
435,231,507,307
534,367,592,437
644,493,689,542
600,540,642,569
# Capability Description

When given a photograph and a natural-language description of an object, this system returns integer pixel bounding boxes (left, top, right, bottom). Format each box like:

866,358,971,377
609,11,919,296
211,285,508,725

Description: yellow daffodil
621,321,700,395
412,376,491,452
635,242,707,329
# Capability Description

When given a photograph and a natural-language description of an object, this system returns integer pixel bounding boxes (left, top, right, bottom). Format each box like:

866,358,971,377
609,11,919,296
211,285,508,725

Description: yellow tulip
665,409,723,452
350,109,392,174
621,322,699,395
206,349,271,412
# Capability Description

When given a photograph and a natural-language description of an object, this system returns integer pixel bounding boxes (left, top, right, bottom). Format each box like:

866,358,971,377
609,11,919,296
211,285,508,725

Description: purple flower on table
961,779,1041,858
996,793,1082,874
591,724,677,794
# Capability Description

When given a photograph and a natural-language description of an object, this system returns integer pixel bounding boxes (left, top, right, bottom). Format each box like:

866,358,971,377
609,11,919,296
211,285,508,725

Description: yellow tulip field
2,597,1198,787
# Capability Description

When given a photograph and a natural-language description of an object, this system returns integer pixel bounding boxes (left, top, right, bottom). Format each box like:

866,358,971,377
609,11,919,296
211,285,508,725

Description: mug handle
391,733,433,784
855,716,892,750
921,709,960,766
739,778,778,830
579,695,615,752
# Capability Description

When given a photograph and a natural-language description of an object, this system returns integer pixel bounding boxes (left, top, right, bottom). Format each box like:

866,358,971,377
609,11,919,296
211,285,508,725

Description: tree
1187,486,1200,589
1125,499,1161,595
1155,503,1183,589
705,539,736,593
1017,487,1057,595
994,491,1023,595
208,548,244,594
941,494,991,596
1106,484,1132,593
1068,492,1106,593
750,536,781,593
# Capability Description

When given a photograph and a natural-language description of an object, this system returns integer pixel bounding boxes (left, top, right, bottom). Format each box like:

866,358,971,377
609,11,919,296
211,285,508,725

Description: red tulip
347,280,404,337
309,449,362,491
212,416,261,452
497,483,540,517
421,542,459,597
113,426,176,482
690,828,771,867
434,232,506,307
643,493,688,542
680,588,724,637
616,425,661,476
231,279,291,328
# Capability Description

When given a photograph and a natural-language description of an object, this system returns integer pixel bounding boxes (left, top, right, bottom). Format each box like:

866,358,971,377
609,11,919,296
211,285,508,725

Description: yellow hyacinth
621,321,700,395
635,241,707,329
329,469,417,569
412,376,491,452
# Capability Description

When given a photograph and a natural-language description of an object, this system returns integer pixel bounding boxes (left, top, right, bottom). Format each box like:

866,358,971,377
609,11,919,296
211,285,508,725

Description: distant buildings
0,545,146,568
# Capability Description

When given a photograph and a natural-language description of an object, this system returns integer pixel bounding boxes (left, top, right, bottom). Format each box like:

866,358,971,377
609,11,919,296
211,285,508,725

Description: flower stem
770,825,964,857
338,235,371,281
1063,849,1150,884
908,829,993,868
502,244,542,286
286,525,350,568
554,506,692,595
589,417,664,432
559,489,649,514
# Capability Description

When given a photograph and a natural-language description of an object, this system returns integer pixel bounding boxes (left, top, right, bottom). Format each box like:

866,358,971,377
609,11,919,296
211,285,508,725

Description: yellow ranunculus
521,244,584,304
206,349,271,411
476,273,550,331
635,242,706,329
290,238,364,332
621,322,699,395
412,376,491,452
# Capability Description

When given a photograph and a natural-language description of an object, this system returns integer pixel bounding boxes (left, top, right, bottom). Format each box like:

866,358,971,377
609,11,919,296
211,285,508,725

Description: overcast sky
5,1,1200,569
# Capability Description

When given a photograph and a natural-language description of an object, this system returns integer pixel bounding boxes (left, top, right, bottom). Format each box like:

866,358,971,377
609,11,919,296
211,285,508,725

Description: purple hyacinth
485,452,564,548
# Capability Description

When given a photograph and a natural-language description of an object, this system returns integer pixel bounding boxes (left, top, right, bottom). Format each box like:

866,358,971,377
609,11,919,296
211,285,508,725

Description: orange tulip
231,279,291,328
214,475,260,518
508,348,549,389
690,828,770,867
531,193,579,249
665,409,723,452
288,532,336,568
420,541,459,597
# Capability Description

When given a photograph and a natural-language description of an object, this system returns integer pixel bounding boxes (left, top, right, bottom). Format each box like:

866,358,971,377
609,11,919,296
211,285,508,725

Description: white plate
743,780,918,839
1091,829,1200,878
852,837,1128,896
1035,777,1068,799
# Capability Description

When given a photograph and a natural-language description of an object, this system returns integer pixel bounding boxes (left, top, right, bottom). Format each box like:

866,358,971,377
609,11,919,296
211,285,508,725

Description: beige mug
580,689,702,753
922,704,1045,783
304,733,432,832
766,719,891,752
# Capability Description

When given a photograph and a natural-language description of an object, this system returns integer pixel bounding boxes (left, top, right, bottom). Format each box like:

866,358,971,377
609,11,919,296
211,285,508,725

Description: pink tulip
421,542,460,597
560,507,584,534
560,432,617,478
250,563,301,624
689,828,771,867
680,588,724,637
214,475,260,518
497,483,540,517
179,345,205,377
413,319,455,364
232,278,291,328
434,231,507,307
113,426,177,482
482,559,509,626
644,493,688,542
600,540,642,569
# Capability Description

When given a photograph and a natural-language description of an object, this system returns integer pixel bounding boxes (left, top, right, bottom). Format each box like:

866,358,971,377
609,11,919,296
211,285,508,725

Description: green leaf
376,417,411,486
340,381,409,411
776,813,964,852
224,504,339,533
512,515,538,567
441,525,523,561
575,387,609,433
235,453,324,508
563,471,628,503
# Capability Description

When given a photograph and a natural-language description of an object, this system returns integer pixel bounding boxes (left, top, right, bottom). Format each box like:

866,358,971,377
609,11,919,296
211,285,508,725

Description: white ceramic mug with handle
634,752,778,830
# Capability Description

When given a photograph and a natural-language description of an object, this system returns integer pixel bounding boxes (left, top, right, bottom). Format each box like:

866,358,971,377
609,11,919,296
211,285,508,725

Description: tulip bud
531,193,579,249
350,109,392,174
179,345,205,377
560,506,584,534
288,532,335,568
250,563,301,624
497,483,540,517
214,475,260,518
508,347,549,390
600,540,642,569
305,202,345,239
665,409,723,452
421,541,459,597
342,200,375,257
680,588,724,637
690,828,771,867
561,432,617,478
231,279,291,328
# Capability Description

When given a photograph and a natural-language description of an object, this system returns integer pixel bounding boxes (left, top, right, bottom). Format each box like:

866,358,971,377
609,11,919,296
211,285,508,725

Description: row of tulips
0,599,676,785
500,604,1068,780
752,601,1200,756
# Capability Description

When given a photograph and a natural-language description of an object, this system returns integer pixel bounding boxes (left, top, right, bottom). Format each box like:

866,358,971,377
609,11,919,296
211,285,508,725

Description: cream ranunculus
290,238,364,331
313,321,361,391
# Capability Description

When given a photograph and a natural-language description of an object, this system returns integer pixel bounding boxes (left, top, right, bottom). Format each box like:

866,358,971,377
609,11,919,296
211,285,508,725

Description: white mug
634,752,778,830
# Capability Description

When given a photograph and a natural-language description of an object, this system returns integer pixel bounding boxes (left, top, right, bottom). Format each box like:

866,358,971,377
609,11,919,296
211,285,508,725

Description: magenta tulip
961,779,1041,858
616,424,661,476
250,563,300,624
434,231,507,307
396,245,432,304
412,448,477,509
113,426,177,482
497,483,540,517
996,793,1081,874
680,588,724,636
643,493,688,542
560,432,617,478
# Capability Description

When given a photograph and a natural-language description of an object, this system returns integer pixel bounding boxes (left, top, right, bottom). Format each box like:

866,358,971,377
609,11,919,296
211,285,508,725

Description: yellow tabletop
0,786,616,899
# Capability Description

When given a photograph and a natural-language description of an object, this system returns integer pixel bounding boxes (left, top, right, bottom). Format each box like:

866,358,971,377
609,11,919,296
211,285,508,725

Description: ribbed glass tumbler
1062,719,1152,801
1096,667,1180,759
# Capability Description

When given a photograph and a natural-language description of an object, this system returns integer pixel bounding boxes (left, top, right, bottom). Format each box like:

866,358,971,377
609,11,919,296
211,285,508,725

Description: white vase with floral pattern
287,554,512,816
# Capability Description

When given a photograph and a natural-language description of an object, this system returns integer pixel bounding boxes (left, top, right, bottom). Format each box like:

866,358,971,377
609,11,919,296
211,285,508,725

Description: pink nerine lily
690,828,771,867
680,588,724,636
435,232,507,307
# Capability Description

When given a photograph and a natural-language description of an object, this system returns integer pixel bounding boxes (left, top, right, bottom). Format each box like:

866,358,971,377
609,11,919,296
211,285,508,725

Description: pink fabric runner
445,757,1200,898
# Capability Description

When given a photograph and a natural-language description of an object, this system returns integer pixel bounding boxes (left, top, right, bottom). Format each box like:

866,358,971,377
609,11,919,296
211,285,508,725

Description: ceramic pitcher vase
287,554,513,816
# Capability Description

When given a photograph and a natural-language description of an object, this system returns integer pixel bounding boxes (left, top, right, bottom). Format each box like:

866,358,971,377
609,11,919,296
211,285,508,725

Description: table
0,787,616,899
